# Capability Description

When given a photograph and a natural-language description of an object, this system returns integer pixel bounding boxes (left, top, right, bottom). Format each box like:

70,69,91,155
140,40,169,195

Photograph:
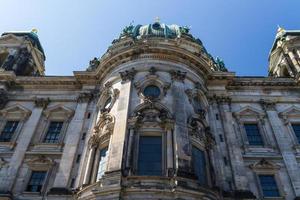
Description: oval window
143,85,161,99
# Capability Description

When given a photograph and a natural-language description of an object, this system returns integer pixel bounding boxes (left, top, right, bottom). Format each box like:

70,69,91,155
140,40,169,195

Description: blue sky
1,0,299,76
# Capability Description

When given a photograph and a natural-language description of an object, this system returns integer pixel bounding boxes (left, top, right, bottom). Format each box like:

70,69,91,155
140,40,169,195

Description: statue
180,26,190,34
86,57,100,71
121,23,134,36
14,48,31,75
1,54,15,70
214,57,228,72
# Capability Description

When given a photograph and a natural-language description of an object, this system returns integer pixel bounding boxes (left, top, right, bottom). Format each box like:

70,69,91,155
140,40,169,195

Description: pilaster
260,99,300,197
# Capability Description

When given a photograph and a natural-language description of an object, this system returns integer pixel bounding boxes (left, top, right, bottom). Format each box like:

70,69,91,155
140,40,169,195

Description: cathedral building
0,21,300,200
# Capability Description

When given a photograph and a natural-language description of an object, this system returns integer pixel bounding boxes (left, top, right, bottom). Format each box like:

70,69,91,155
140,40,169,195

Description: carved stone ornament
134,70,171,100
119,68,137,82
129,100,174,130
259,99,276,111
43,105,74,120
278,106,300,125
169,70,187,82
26,155,55,170
0,157,8,169
249,158,280,171
188,115,215,148
185,87,208,116
34,97,50,108
0,104,32,120
89,113,115,147
77,92,93,103
98,81,120,112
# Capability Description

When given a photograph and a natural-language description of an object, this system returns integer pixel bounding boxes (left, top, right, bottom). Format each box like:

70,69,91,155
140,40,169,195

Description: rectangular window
292,124,300,144
259,175,280,197
0,121,19,142
26,171,47,192
244,124,264,146
137,136,162,176
96,147,109,180
43,121,63,143
192,146,207,185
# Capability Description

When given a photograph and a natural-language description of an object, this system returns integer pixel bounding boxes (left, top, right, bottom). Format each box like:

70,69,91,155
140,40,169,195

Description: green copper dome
120,21,192,40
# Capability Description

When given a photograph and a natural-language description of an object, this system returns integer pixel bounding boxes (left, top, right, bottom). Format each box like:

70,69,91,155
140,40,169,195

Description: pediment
0,104,32,120
26,155,55,170
233,106,265,118
43,104,74,119
249,158,280,170
279,106,300,118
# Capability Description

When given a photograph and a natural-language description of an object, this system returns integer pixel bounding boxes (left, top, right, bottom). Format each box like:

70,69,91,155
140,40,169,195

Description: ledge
47,187,72,195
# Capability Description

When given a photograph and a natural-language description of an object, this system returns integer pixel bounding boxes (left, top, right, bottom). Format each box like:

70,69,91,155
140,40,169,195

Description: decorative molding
119,68,137,82
34,97,50,108
259,99,276,111
43,105,74,120
185,87,208,115
233,106,265,120
129,100,174,130
0,104,32,120
169,70,186,82
249,158,280,171
89,113,115,147
77,92,93,103
97,81,119,112
26,155,55,170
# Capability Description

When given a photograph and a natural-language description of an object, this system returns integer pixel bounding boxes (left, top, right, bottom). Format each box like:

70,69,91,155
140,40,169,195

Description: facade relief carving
119,67,137,82
97,81,119,113
169,69,187,82
89,113,115,148
34,97,50,108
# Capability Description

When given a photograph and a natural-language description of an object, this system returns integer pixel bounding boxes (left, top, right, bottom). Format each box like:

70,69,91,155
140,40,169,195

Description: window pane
143,85,161,99
244,124,264,146
0,121,19,142
192,146,207,185
26,171,46,192
96,147,108,180
137,136,162,176
292,124,300,144
259,175,280,197
43,121,63,143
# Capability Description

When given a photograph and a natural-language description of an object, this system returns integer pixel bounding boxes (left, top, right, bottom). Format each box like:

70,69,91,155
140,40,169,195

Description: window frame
42,121,65,144
133,128,166,176
0,120,20,142
25,170,47,193
243,123,264,146
255,172,283,199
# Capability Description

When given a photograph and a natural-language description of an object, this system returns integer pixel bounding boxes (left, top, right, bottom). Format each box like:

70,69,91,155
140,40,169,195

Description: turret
269,27,300,80
0,29,45,76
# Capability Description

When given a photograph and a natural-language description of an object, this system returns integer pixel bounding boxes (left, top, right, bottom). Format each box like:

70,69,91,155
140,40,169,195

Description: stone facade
0,22,300,200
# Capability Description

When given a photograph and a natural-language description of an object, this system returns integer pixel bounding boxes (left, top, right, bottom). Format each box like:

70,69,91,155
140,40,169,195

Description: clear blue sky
1,0,299,76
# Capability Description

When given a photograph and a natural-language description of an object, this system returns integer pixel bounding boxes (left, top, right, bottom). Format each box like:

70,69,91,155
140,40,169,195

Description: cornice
227,77,297,88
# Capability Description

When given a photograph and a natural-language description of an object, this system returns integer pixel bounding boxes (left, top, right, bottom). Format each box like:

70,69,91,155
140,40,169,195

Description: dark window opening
26,171,46,192
137,136,162,176
43,121,63,143
244,124,263,146
0,121,19,142
259,175,280,197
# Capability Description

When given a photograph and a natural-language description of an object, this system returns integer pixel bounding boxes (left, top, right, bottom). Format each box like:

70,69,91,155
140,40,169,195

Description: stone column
125,124,135,174
261,100,300,197
50,93,90,193
218,97,255,198
166,128,174,176
0,98,48,193
82,147,96,185
90,148,101,183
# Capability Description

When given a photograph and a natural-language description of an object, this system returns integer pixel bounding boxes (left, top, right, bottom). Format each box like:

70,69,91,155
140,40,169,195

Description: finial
155,16,160,23
277,25,285,33
31,28,38,34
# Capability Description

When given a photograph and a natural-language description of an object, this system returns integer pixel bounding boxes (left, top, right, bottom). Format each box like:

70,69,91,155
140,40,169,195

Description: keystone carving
34,97,50,108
